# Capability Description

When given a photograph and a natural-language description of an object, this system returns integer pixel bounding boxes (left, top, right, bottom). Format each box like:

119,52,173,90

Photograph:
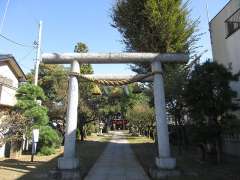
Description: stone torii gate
42,52,188,171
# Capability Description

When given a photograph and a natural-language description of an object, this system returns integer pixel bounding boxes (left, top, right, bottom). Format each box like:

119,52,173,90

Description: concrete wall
210,0,240,98
0,144,5,158
0,110,9,158
0,62,19,88
0,86,17,106
0,62,18,106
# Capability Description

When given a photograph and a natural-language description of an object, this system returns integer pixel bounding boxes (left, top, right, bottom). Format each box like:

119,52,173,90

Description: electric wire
17,48,36,71
0,0,10,33
18,48,36,62
0,33,35,48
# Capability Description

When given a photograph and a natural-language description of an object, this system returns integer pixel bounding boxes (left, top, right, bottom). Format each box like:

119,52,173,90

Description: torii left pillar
152,60,176,170
58,60,80,169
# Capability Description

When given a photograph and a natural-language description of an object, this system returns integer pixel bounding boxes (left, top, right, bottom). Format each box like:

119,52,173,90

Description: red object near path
112,119,128,125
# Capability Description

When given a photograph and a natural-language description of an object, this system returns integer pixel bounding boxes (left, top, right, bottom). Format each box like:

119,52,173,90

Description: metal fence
222,134,240,157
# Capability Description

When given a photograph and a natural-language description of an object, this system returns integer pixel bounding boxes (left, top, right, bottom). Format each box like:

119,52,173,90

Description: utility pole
204,0,213,61
205,0,210,26
31,21,42,161
34,20,43,86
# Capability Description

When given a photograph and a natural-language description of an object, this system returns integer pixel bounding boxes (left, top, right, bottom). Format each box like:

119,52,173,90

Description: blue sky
0,0,229,74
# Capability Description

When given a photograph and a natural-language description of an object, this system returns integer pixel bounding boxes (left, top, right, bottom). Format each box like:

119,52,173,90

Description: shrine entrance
42,52,188,170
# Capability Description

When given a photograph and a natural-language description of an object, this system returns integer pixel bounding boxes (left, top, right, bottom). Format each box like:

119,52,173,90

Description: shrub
39,146,55,155
85,123,97,136
126,103,154,135
38,126,62,155
76,128,81,139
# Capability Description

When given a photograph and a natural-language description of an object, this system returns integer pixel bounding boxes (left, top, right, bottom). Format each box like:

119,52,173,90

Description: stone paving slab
84,131,150,180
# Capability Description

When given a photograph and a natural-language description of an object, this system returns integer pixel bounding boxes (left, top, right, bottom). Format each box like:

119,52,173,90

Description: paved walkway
84,131,150,180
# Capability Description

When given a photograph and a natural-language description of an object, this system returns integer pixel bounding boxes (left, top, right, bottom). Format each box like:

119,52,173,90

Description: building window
225,8,240,38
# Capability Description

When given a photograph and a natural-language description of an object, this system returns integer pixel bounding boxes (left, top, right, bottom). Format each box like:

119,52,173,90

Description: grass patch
126,135,157,178
126,135,240,180
0,148,63,180
0,133,112,180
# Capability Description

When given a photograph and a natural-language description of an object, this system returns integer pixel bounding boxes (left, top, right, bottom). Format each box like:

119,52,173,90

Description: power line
17,48,36,72
18,62,32,72
18,48,36,63
0,0,10,33
0,0,37,51
18,51,35,72
0,33,34,48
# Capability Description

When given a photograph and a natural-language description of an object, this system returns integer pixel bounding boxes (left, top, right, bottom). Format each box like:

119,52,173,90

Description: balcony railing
0,75,13,87
225,8,240,38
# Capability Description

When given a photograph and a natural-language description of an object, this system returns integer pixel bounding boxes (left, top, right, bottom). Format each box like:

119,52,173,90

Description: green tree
184,61,240,162
164,64,190,152
126,99,154,136
74,42,96,140
0,111,27,143
38,126,62,155
112,0,198,144
112,0,197,72
16,83,48,126
15,83,62,155
74,42,88,53
27,64,68,128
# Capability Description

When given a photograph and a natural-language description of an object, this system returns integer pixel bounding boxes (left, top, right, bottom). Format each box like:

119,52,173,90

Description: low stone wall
222,134,240,157
0,144,5,157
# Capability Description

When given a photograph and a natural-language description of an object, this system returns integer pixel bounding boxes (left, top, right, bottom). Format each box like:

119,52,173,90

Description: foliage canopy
185,61,240,141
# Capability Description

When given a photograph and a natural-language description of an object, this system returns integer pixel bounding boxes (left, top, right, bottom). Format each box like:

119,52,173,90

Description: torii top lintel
42,53,188,64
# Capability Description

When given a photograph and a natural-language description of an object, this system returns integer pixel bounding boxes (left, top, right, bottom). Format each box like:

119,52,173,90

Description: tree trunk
182,125,189,150
10,140,22,158
79,123,85,141
216,136,222,163
175,117,183,154
198,143,206,161
148,127,151,138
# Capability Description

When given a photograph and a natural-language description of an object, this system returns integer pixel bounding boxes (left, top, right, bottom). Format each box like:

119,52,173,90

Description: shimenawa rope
69,71,162,86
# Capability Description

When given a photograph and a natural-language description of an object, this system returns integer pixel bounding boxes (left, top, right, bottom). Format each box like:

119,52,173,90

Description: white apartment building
0,54,26,157
210,0,240,98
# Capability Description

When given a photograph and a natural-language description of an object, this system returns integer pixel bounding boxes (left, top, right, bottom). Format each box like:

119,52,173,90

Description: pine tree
16,83,48,126
15,83,62,155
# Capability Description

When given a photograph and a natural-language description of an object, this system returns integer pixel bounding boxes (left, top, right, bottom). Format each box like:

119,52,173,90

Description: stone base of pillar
58,157,79,170
49,169,81,180
155,157,176,169
150,157,180,179
149,167,180,179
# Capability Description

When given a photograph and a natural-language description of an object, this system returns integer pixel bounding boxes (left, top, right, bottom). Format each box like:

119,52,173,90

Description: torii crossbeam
42,52,187,64
42,52,188,170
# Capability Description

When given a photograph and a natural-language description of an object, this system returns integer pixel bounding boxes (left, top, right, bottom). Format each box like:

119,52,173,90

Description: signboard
32,129,39,143
31,129,39,161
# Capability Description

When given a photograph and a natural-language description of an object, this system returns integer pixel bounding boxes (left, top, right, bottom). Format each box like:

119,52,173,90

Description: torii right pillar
152,60,176,170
